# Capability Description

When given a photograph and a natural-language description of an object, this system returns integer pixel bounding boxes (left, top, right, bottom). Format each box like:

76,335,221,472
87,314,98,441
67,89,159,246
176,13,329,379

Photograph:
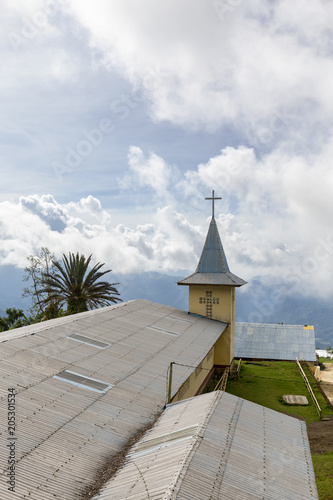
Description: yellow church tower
177,191,246,367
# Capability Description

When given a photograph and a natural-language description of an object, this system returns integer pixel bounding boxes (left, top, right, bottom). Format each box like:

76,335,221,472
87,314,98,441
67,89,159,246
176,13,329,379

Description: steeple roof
197,217,230,273
178,217,246,287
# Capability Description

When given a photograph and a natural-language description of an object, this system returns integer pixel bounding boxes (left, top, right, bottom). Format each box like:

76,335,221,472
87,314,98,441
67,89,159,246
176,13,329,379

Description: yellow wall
171,347,214,402
214,324,234,366
171,333,234,403
188,285,235,366
188,285,234,324
171,284,236,402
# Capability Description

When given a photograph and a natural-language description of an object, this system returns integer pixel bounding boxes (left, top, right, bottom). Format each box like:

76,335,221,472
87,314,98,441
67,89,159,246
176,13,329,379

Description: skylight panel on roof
128,424,198,458
168,315,196,324
53,370,113,393
147,326,180,337
67,333,111,349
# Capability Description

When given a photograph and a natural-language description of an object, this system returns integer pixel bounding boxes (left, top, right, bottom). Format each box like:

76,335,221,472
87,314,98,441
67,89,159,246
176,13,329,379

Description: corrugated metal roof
178,271,247,286
234,323,317,361
0,299,227,499
94,391,318,500
66,333,111,349
178,218,246,286
197,217,230,273
53,369,114,392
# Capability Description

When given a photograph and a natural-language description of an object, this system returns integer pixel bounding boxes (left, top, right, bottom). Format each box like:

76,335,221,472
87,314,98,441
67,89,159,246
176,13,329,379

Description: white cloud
0,194,203,275
118,141,333,299
179,146,255,204
65,0,333,143
2,137,333,298
119,146,175,202
178,142,333,299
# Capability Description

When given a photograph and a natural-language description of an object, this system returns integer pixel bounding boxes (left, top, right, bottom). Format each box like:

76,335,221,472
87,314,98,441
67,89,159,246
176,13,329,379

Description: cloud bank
66,0,333,144
2,2,333,302
1,143,333,299
0,192,201,276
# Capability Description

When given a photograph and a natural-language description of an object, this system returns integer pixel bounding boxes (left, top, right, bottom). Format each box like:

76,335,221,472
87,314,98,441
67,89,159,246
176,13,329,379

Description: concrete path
320,363,333,404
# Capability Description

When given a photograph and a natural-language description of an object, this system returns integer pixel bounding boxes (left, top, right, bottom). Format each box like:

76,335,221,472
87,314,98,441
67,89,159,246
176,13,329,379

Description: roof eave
177,272,247,287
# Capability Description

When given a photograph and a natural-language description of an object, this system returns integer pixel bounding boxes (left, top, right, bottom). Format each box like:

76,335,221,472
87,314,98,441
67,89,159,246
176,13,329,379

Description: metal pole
167,362,174,404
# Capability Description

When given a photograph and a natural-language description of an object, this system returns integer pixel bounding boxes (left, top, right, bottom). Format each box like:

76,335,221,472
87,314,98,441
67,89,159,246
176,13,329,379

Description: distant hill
0,266,331,348
115,272,188,310
236,276,333,349
0,265,28,312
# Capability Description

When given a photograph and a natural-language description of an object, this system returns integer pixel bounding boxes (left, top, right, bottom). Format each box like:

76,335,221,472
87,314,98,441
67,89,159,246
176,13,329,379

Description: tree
37,252,121,315
0,308,29,332
22,247,56,316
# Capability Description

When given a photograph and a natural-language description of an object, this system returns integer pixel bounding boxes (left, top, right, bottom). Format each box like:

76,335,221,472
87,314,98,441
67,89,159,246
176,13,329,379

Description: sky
1,0,333,299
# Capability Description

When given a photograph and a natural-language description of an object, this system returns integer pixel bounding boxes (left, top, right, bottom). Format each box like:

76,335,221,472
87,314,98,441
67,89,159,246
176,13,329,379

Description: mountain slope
0,266,331,347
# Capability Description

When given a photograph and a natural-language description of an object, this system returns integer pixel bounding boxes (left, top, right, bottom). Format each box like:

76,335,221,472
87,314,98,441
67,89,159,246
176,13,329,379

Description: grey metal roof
94,390,318,500
235,322,317,361
178,218,246,286
197,217,230,273
178,270,247,286
0,299,227,500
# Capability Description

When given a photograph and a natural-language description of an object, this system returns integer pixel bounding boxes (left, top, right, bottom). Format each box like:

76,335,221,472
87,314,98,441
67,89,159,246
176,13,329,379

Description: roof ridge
0,300,131,343
163,391,220,499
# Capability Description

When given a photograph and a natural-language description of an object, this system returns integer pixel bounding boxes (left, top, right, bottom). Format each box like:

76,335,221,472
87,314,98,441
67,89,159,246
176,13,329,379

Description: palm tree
38,252,121,315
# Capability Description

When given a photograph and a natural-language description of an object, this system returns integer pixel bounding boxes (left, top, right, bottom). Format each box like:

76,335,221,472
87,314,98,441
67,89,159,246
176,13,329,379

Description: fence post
167,362,174,404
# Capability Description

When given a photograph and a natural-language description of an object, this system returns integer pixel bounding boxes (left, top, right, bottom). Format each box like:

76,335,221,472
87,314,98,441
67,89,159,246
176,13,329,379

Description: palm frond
36,252,121,315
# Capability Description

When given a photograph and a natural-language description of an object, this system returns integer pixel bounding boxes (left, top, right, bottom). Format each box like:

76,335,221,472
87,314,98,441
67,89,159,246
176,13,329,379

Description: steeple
178,191,246,287
177,190,246,367
177,217,246,286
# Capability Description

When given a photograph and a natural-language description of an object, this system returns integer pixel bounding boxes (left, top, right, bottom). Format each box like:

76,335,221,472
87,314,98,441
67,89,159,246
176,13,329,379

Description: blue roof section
234,323,317,361
178,218,246,287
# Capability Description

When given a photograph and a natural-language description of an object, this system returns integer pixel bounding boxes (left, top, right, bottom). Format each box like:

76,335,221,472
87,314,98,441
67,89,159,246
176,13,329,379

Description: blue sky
1,0,333,298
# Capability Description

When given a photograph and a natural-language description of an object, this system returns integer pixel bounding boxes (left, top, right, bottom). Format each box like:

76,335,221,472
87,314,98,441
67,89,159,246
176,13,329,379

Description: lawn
312,453,333,500
225,360,332,423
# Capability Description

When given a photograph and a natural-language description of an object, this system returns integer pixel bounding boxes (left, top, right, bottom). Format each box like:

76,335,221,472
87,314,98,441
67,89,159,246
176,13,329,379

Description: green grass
225,361,332,423
312,453,333,500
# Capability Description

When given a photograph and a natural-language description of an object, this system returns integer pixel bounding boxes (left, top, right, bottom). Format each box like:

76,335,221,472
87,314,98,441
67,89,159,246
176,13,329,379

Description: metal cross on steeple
205,190,222,218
